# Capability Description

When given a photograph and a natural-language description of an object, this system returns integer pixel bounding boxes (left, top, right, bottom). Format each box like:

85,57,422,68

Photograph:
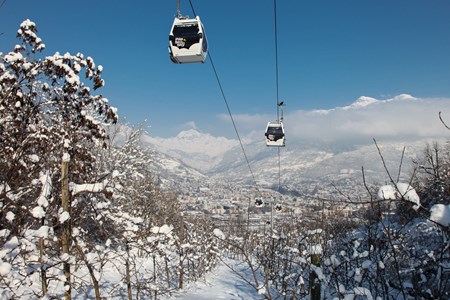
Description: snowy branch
70,179,109,196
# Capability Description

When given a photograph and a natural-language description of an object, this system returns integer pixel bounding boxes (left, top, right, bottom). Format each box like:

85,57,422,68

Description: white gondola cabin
168,16,208,64
265,122,285,147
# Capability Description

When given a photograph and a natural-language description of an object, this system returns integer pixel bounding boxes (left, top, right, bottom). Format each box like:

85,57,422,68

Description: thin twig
373,138,397,186
362,166,374,208
396,146,406,183
438,111,450,131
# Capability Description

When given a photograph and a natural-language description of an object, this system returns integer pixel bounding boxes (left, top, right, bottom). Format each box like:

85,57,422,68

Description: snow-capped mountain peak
143,129,237,157
348,96,378,108
390,94,416,101
342,94,416,110
140,128,239,171
176,129,204,140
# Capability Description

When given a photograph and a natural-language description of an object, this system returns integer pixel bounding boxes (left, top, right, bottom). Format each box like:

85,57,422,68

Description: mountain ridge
141,128,441,197
137,93,448,195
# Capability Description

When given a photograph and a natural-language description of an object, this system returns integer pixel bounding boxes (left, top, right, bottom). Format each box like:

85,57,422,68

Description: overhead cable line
274,0,281,122
273,0,283,193
188,0,196,17
187,0,260,190
208,52,259,188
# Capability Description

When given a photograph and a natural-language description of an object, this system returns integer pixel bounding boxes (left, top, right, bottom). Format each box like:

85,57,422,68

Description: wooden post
247,197,250,232
310,253,321,300
125,240,132,300
310,202,324,300
178,215,185,289
39,228,47,295
153,255,157,299
310,227,322,300
165,254,171,291
61,159,71,300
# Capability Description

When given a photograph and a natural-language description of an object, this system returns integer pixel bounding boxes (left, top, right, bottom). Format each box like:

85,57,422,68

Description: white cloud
179,121,198,131
218,95,450,145
217,113,270,125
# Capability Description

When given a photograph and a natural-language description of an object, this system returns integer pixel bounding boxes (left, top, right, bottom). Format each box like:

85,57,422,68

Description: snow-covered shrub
0,19,117,298
412,142,450,209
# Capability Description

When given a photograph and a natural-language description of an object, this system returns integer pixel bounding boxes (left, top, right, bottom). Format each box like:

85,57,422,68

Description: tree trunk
74,240,101,300
165,255,171,292
153,255,157,299
178,252,184,289
61,160,71,300
178,216,185,289
310,253,321,300
125,241,133,300
39,234,47,295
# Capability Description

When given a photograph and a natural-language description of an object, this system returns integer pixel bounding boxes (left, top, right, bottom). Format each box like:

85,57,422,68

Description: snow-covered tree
412,142,450,208
0,19,117,299
63,123,221,299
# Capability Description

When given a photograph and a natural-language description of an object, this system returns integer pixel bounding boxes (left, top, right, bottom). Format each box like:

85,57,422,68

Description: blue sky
1,0,450,139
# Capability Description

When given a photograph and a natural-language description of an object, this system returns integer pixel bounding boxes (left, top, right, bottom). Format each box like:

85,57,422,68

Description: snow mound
151,224,173,235
5,212,15,222
31,206,45,219
377,183,420,209
0,262,12,276
213,228,225,239
430,204,450,227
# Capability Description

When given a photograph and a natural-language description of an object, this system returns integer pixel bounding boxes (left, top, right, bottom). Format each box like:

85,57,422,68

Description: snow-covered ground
163,259,261,300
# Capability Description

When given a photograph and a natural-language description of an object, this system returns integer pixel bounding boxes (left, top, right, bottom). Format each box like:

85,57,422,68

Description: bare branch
396,146,406,183
439,111,450,131
362,166,374,208
373,138,397,186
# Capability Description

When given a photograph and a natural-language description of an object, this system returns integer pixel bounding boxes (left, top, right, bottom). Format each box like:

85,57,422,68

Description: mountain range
137,94,448,198
141,128,439,198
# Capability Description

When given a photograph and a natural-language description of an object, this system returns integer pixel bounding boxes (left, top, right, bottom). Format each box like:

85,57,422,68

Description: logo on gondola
268,134,277,141
175,37,186,47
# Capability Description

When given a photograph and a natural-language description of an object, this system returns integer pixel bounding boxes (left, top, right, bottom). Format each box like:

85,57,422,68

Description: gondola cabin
265,122,285,147
168,16,208,64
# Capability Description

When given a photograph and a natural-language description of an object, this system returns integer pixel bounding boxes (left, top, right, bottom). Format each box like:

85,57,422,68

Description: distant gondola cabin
265,122,285,147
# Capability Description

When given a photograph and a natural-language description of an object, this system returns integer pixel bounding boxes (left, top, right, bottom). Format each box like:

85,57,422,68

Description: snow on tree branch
377,182,420,209
430,204,450,227
70,179,110,196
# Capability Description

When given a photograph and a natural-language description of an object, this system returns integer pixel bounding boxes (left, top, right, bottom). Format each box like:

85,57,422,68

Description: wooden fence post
310,253,321,300
61,159,71,300
178,215,185,289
